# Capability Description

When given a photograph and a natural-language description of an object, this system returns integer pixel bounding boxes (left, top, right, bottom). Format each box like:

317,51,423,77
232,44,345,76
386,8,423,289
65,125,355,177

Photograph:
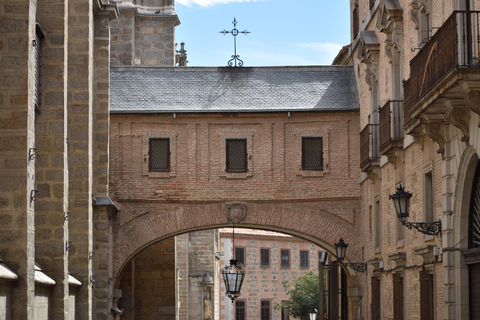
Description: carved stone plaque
225,203,247,224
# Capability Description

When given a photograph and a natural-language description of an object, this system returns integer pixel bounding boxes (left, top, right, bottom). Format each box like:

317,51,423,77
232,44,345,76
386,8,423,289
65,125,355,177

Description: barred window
281,250,290,267
302,137,323,170
300,250,309,268
260,249,270,267
236,300,246,320
149,138,170,172
261,300,270,320
226,139,247,172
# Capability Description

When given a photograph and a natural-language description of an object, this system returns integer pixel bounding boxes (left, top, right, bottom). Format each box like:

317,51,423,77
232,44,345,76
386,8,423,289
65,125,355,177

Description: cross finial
219,18,250,67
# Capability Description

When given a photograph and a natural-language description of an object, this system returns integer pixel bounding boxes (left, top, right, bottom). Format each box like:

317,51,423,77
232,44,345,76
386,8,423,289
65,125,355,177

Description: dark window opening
281,250,290,267
420,271,434,320
236,300,245,320
302,137,323,170
149,138,170,172
226,139,247,172
261,300,270,320
235,247,245,266
300,250,309,268
281,301,289,320
261,249,270,267
34,24,45,114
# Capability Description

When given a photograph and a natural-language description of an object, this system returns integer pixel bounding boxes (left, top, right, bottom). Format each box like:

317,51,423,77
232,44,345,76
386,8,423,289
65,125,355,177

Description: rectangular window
235,247,245,266
420,271,434,320
425,171,433,222
261,249,270,267
226,139,247,172
300,250,309,268
281,250,290,267
302,137,323,170
149,138,170,172
281,301,289,320
374,200,381,252
371,277,381,320
261,300,270,320
393,274,404,320
236,300,246,320
34,24,45,113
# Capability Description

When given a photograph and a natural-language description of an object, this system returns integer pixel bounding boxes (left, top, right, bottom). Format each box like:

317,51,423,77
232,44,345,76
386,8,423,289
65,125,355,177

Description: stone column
67,0,94,318
0,0,38,318
35,1,70,319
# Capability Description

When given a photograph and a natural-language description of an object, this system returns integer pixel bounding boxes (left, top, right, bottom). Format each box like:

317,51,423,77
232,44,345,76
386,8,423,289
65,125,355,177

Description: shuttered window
393,274,404,320
371,277,381,320
226,139,247,172
302,137,323,170
149,138,170,172
420,271,434,320
235,300,245,320
261,300,270,320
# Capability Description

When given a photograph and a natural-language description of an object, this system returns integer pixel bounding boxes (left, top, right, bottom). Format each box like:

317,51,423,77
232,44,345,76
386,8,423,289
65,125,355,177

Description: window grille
261,301,270,320
300,251,309,268
281,250,290,267
302,137,323,170
235,300,245,320
261,249,270,266
235,247,245,265
226,139,247,172
149,138,170,172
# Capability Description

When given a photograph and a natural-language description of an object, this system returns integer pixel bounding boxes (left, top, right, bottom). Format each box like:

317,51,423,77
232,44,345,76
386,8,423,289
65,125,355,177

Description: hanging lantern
389,185,412,222
221,259,246,302
221,225,246,302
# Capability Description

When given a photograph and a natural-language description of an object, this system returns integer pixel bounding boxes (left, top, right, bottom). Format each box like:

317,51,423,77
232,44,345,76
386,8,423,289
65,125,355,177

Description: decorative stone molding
409,0,430,30
465,89,480,118
367,257,384,275
414,245,436,263
94,0,120,19
449,107,469,143
377,0,403,63
225,203,247,224
425,121,445,156
388,251,406,268
358,31,380,90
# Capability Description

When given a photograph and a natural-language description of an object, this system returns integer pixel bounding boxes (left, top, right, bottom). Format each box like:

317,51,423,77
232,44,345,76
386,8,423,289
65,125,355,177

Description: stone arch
113,202,362,282
449,146,478,319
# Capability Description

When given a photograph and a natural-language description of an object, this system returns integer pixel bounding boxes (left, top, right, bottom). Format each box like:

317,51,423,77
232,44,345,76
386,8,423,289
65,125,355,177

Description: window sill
297,167,328,178
221,171,251,179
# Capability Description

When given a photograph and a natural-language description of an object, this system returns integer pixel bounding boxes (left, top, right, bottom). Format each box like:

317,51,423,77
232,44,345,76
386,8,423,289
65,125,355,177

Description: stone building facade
350,0,480,319
218,229,325,320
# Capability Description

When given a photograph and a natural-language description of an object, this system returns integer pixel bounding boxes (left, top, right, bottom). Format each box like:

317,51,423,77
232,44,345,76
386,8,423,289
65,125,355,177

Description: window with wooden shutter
226,139,247,172
149,138,170,172
371,277,381,320
420,271,434,320
261,300,270,320
302,137,323,170
393,274,404,320
236,300,246,320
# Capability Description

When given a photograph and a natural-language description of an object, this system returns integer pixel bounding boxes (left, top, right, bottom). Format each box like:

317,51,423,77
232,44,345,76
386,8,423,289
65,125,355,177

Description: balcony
379,100,404,155
360,124,380,172
404,11,480,131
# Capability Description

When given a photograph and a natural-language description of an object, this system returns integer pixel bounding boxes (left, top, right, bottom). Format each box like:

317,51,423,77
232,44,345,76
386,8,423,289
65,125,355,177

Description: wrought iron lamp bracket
402,219,442,236
344,262,367,273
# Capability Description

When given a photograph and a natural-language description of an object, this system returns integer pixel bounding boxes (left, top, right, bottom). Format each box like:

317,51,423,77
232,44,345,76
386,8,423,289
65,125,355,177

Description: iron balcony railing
360,124,380,168
404,10,480,126
379,100,404,150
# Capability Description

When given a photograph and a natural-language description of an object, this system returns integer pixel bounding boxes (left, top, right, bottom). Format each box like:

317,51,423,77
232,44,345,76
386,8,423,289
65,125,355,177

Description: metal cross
219,18,250,67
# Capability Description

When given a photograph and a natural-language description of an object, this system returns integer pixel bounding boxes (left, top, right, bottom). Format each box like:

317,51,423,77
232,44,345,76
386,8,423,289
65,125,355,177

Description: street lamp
221,224,246,302
308,307,318,320
389,185,442,236
334,238,367,273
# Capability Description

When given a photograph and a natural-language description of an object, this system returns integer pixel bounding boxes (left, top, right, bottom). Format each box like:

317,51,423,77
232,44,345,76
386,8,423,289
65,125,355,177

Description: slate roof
110,66,359,113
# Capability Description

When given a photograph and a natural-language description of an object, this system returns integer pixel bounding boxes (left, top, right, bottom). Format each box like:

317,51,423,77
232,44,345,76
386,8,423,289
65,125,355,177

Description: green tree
275,271,319,320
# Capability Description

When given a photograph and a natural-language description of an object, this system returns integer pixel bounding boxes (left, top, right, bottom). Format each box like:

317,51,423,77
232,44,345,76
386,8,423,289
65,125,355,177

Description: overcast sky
174,0,351,66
